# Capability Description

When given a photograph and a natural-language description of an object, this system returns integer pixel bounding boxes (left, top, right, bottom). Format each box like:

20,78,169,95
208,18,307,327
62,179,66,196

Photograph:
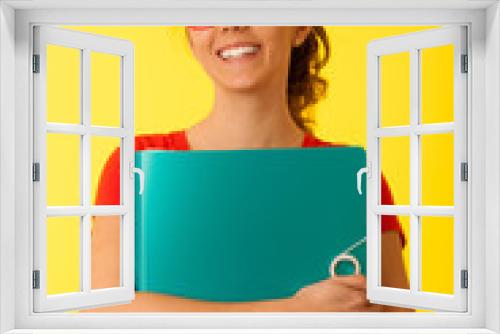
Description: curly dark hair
288,26,331,132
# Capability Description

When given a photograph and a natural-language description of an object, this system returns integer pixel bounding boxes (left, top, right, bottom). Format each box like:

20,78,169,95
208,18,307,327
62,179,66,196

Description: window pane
91,215,121,289
91,136,121,205
380,215,410,290
91,52,121,127
420,45,454,124
47,216,81,295
47,133,81,206
421,216,454,294
380,136,410,205
421,133,454,206
380,52,410,127
46,44,81,124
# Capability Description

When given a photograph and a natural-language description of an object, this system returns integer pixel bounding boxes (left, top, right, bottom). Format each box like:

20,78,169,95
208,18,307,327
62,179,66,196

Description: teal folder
135,147,367,302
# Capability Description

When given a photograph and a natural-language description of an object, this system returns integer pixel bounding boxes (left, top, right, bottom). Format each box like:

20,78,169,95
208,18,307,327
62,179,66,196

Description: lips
215,42,261,59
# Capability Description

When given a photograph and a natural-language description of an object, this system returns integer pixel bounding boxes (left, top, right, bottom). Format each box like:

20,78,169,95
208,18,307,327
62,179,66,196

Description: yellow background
45,26,455,312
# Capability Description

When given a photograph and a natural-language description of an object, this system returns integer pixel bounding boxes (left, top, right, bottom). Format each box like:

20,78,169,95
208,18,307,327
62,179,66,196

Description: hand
287,274,383,312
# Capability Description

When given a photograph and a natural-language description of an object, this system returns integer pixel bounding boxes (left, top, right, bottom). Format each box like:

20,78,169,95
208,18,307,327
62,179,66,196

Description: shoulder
135,130,189,151
302,132,347,148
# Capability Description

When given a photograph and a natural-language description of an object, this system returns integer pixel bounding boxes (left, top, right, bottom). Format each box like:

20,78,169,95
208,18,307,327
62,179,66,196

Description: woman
89,26,412,312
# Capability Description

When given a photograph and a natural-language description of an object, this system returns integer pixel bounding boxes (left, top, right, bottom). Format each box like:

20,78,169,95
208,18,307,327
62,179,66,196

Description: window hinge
461,54,468,73
33,163,40,182
461,162,468,182
33,270,40,289
461,269,468,289
32,54,40,73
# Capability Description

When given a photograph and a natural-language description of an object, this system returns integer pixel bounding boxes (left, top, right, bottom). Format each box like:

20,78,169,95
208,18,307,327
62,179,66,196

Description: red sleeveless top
96,130,406,248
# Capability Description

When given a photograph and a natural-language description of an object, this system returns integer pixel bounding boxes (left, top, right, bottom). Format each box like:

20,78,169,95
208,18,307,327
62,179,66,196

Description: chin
216,76,270,92
224,83,262,92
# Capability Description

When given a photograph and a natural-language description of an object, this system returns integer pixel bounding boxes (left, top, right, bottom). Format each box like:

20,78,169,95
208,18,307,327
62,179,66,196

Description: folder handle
130,163,144,195
330,236,366,276
330,254,361,277
357,167,368,195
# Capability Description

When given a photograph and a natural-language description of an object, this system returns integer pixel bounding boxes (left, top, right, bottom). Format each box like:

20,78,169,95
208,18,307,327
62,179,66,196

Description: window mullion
81,48,91,294
47,123,127,137
374,205,454,216
415,123,454,135
46,205,127,217
82,215,91,293
409,48,420,294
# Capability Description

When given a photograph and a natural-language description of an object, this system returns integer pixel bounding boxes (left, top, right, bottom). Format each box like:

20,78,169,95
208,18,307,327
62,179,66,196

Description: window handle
130,162,144,195
357,167,368,195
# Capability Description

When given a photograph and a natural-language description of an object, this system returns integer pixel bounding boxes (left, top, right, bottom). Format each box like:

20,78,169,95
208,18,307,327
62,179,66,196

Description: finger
332,275,367,290
359,302,384,312
344,293,374,311
351,291,369,308
332,274,365,283
367,304,384,312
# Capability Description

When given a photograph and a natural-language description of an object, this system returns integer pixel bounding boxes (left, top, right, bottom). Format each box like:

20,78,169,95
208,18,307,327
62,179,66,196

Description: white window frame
366,26,468,312
32,25,135,312
0,1,499,333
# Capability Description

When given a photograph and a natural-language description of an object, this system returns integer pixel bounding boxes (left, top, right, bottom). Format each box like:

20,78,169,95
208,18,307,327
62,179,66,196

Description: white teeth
219,46,260,59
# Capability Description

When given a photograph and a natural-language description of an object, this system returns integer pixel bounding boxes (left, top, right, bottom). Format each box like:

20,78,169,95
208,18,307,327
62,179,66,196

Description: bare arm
84,291,290,312
380,230,414,312
87,151,297,312
90,216,121,290
87,215,292,312
88,217,413,312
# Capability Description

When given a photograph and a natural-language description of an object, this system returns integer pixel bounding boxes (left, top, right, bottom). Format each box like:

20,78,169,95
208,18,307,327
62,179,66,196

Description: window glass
91,52,121,127
47,133,81,206
91,215,122,289
47,44,81,124
380,52,410,127
47,216,81,295
380,215,410,290
421,216,454,294
420,45,454,124
91,136,121,205
380,136,410,205
421,133,454,206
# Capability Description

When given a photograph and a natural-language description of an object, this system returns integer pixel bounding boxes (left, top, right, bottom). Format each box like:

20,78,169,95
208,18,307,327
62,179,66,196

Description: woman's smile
215,42,262,63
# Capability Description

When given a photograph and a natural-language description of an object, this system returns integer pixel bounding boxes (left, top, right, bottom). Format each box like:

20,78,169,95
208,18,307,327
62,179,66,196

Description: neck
187,80,305,150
